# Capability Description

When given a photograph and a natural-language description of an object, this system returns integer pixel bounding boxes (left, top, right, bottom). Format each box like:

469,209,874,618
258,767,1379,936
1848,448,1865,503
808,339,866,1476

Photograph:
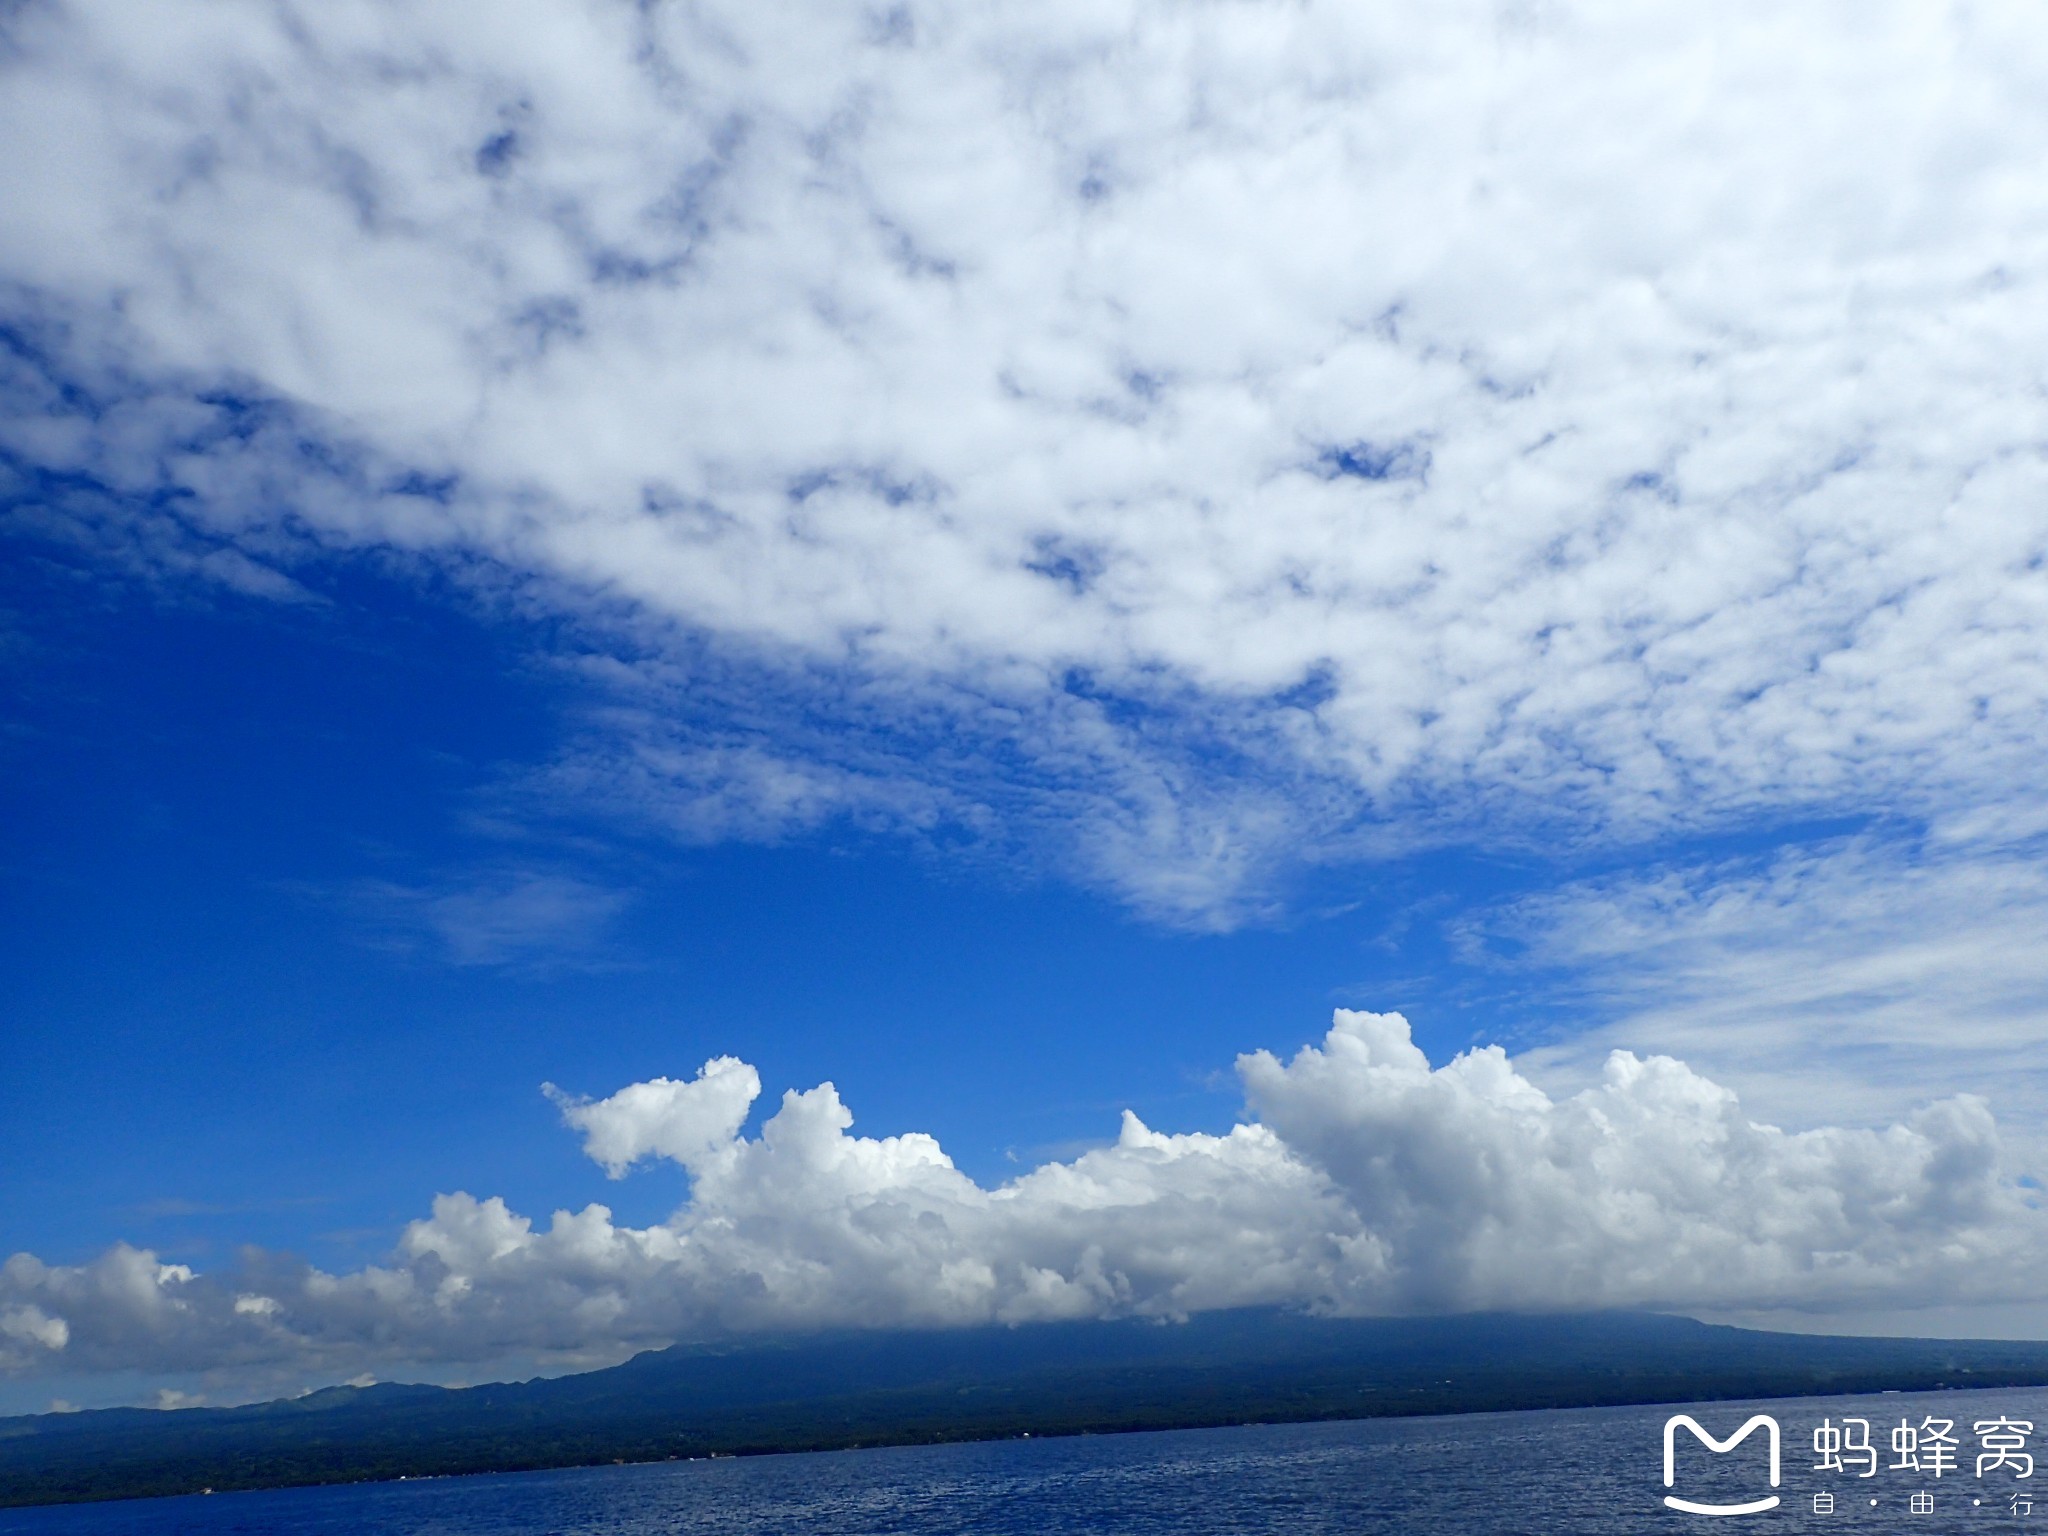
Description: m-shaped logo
1663,1414,1782,1516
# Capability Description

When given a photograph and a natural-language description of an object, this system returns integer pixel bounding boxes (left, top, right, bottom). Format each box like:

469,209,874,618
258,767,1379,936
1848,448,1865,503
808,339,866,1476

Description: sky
5,0,2048,1413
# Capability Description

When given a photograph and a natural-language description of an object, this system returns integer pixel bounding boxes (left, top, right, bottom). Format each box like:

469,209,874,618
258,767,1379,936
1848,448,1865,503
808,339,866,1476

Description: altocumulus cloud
3,1013,2038,1388
5,0,2048,920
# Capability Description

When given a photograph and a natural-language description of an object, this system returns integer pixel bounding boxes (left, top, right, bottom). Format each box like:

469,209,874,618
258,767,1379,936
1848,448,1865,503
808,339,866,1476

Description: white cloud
332,868,635,967
4,0,2048,919
1475,834,2048,1144
4,1011,2041,1392
1243,1011,2031,1314
544,1056,761,1178
0,1303,68,1354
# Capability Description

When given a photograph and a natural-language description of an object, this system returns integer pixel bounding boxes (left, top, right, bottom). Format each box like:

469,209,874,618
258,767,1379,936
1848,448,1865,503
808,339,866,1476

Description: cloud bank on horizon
2,1012,2039,1394
4,0,2048,923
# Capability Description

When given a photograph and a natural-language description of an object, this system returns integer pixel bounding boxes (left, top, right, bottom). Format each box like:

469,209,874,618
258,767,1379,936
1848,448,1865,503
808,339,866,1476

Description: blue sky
6,0,2048,1413
1,542,1593,1270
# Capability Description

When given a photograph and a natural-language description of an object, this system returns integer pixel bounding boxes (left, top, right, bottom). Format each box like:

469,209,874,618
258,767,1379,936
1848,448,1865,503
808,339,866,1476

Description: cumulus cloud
4,1012,2041,1391
5,0,2048,919
544,1055,761,1177
0,1304,69,1354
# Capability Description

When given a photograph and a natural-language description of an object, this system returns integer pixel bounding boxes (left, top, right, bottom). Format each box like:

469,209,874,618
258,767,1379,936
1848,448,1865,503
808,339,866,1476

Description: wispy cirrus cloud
1464,833,2048,1146
324,867,634,969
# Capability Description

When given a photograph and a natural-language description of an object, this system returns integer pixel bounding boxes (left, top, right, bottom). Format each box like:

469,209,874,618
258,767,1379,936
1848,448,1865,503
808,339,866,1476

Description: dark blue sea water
3,1387,2041,1534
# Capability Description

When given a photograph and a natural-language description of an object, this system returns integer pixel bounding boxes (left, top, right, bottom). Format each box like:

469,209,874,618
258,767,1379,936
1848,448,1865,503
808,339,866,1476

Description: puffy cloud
4,1012,2039,1389
1243,1013,2029,1314
5,0,2048,918
0,1304,68,1354
544,1055,761,1177
0,1248,195,1373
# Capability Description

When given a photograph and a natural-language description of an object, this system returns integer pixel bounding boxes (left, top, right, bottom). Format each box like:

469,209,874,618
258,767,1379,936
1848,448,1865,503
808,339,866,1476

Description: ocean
3,1386,2039,1533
